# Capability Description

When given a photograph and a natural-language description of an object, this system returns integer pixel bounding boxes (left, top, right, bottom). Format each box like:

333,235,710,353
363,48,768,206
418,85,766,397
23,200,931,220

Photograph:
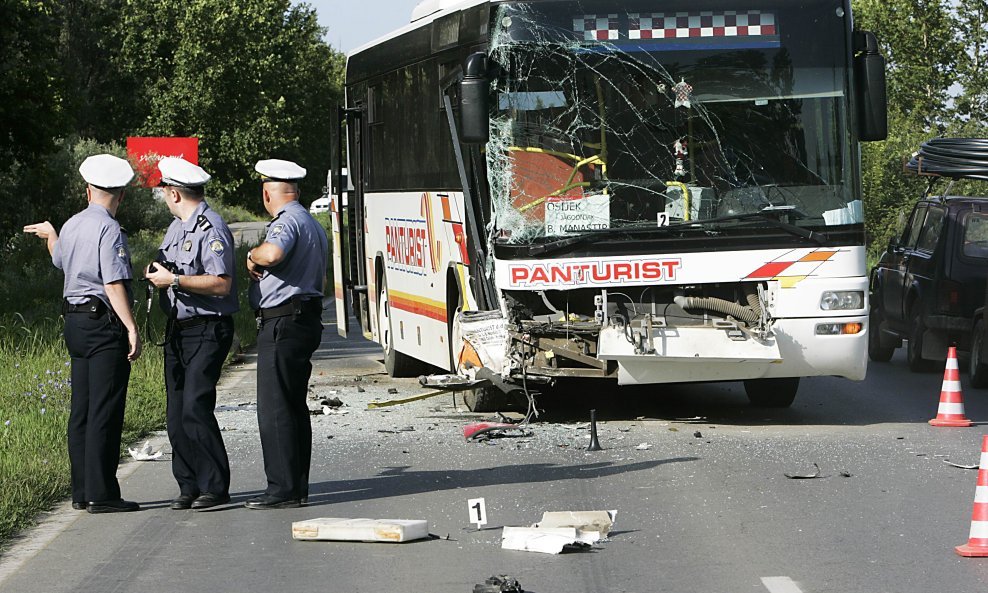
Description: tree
0,1,68,243
953,0,988,125
854,0,961,129
115,0,345,208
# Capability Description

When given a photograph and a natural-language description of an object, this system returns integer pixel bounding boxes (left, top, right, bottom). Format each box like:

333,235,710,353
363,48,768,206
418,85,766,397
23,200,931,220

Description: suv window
916,206,946,253
903,204,927,248
963,211,988,259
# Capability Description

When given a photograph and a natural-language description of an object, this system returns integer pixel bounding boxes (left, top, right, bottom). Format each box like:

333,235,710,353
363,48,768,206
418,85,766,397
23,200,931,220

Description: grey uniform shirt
157,201,239,320
53,203,132,305
248,201,329,310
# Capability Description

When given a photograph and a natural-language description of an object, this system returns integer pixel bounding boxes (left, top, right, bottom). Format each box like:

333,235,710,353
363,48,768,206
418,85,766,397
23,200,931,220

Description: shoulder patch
271,224,285,237
196,214,213,232
209,239,225,254
116,245,128,259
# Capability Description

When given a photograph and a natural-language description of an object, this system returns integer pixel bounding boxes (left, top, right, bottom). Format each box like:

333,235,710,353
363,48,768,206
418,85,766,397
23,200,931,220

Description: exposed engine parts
500,281,774,378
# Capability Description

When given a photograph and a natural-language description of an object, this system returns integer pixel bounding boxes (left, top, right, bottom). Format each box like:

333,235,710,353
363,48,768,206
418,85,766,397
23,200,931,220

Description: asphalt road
2,319,988,593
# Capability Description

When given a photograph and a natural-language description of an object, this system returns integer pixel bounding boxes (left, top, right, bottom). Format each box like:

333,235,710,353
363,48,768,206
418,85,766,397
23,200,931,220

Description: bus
330,0,887,411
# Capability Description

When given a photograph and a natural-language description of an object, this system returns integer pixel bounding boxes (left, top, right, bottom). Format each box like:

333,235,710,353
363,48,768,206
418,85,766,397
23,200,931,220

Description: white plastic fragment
501,526,599,554
291,518,430,543
128,440,162,461
635,443,652,450
534,510,617,537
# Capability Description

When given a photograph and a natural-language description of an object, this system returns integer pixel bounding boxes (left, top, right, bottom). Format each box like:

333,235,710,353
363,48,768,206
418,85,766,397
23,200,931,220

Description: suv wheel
971,320,988,388
868,306,895,362
907,311,937,373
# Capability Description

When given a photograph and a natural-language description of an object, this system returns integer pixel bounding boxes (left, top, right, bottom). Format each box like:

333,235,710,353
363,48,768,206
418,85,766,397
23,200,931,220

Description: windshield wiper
690,207,833,246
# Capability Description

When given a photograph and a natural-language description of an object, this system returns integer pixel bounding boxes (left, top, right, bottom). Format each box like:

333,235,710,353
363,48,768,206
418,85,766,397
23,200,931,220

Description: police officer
145,157,238,511
23,154,142,513
245,159,327,509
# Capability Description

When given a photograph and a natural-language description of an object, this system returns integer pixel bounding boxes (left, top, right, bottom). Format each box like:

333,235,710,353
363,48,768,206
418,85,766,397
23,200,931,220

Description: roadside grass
0,228,260,546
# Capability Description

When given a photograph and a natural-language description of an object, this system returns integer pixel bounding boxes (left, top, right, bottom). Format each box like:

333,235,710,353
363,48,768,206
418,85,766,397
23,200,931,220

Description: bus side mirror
853,30,888,142
460,52,490,144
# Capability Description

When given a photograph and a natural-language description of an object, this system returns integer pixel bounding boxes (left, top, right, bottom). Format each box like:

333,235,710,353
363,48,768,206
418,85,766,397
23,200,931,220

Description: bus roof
347,0,490,57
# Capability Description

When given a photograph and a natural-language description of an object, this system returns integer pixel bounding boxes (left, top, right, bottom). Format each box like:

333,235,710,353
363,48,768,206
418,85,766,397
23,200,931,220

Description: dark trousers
256,308,322,499
63,313,131,504
164,317,234,496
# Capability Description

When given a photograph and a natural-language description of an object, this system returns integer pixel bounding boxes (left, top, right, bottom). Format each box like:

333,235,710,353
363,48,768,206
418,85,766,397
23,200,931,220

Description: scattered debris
618,427,631,433
501,526,598,554
356,386,366,393
292,518,430,543
464,422,531,441
635,443,652,451
534,510,617,537
367,390,448,409
387,388,399,395
321,397,343,408
473,575,523,593
943,459,980,470
693,431,703,438
784,463,822,479
128,441,163,461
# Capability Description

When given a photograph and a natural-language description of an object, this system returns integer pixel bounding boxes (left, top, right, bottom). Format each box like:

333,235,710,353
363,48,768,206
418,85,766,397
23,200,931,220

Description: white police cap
79,154,135,189
158,156,211,188
255,159,306,182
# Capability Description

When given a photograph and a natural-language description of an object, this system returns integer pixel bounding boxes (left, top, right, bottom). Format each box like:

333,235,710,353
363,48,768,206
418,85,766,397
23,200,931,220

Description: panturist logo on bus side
385,218,429,273
509,259,682,288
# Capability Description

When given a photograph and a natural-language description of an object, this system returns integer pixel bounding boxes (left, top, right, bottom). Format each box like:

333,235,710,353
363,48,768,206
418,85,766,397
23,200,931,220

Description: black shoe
87,499,140,514
192,493,231,510
71,502,87,510
244,494,301,510
170,494,197,510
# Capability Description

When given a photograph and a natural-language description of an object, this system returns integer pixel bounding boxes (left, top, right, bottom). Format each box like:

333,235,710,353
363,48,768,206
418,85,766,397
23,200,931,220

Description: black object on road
473,575,523,593
587,409,602,451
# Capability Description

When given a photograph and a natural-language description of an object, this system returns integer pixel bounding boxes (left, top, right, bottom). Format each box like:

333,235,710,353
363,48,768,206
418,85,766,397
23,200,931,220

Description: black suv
869,197,988,372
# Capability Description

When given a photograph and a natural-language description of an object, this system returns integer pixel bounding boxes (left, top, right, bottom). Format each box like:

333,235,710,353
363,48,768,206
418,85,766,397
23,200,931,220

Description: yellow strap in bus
665,181,691,222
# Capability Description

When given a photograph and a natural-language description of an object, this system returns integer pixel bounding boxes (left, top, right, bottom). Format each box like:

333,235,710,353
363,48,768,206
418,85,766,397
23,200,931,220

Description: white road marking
762,576,804,593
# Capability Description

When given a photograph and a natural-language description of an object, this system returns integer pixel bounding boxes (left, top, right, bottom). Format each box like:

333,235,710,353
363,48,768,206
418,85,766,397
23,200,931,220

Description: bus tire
970,320,988,388
743,377,799,408
463,386,527,413
379,275,425,378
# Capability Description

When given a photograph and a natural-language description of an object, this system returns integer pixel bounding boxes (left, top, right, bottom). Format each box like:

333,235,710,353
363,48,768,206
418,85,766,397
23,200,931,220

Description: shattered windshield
487,0,858,244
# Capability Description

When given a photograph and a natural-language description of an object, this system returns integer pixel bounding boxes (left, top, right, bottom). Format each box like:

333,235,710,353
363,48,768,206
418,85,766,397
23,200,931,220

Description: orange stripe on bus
390,294,447,323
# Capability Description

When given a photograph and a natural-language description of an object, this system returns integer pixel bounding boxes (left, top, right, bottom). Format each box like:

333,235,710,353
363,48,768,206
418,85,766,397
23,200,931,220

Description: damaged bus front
335,0,887,411
454,0,887,409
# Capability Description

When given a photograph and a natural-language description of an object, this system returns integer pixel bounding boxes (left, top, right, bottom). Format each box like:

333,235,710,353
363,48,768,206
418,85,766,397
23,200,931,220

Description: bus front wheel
743,377,799,408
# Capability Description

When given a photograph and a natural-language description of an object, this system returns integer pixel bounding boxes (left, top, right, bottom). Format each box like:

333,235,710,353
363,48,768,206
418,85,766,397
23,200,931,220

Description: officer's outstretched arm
105,281,141,361
23,221,58,256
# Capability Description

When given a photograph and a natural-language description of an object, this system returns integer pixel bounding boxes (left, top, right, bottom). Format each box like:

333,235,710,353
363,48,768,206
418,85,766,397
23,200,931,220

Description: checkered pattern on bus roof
573,14,620,41
628,11,777,40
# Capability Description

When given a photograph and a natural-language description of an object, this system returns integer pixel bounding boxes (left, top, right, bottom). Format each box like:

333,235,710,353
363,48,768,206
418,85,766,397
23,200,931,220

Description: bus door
344,103,372,337
330,105,350,337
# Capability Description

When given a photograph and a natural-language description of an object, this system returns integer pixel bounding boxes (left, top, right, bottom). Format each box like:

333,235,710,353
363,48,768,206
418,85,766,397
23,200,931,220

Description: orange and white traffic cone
956,435,988,557
929,346,973,427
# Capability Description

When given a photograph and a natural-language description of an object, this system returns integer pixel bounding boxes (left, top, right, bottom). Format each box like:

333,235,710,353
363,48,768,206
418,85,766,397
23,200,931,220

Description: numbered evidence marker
468,497,488,529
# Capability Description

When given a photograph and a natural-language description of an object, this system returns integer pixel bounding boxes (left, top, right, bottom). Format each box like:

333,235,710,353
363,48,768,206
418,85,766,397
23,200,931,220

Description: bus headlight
815,322,863,335
820,290,864,310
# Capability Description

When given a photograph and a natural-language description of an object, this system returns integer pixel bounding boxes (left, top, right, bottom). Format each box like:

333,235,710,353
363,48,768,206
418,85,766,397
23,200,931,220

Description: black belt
173,315,229,329
62,297,107,316
257,297,320,321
